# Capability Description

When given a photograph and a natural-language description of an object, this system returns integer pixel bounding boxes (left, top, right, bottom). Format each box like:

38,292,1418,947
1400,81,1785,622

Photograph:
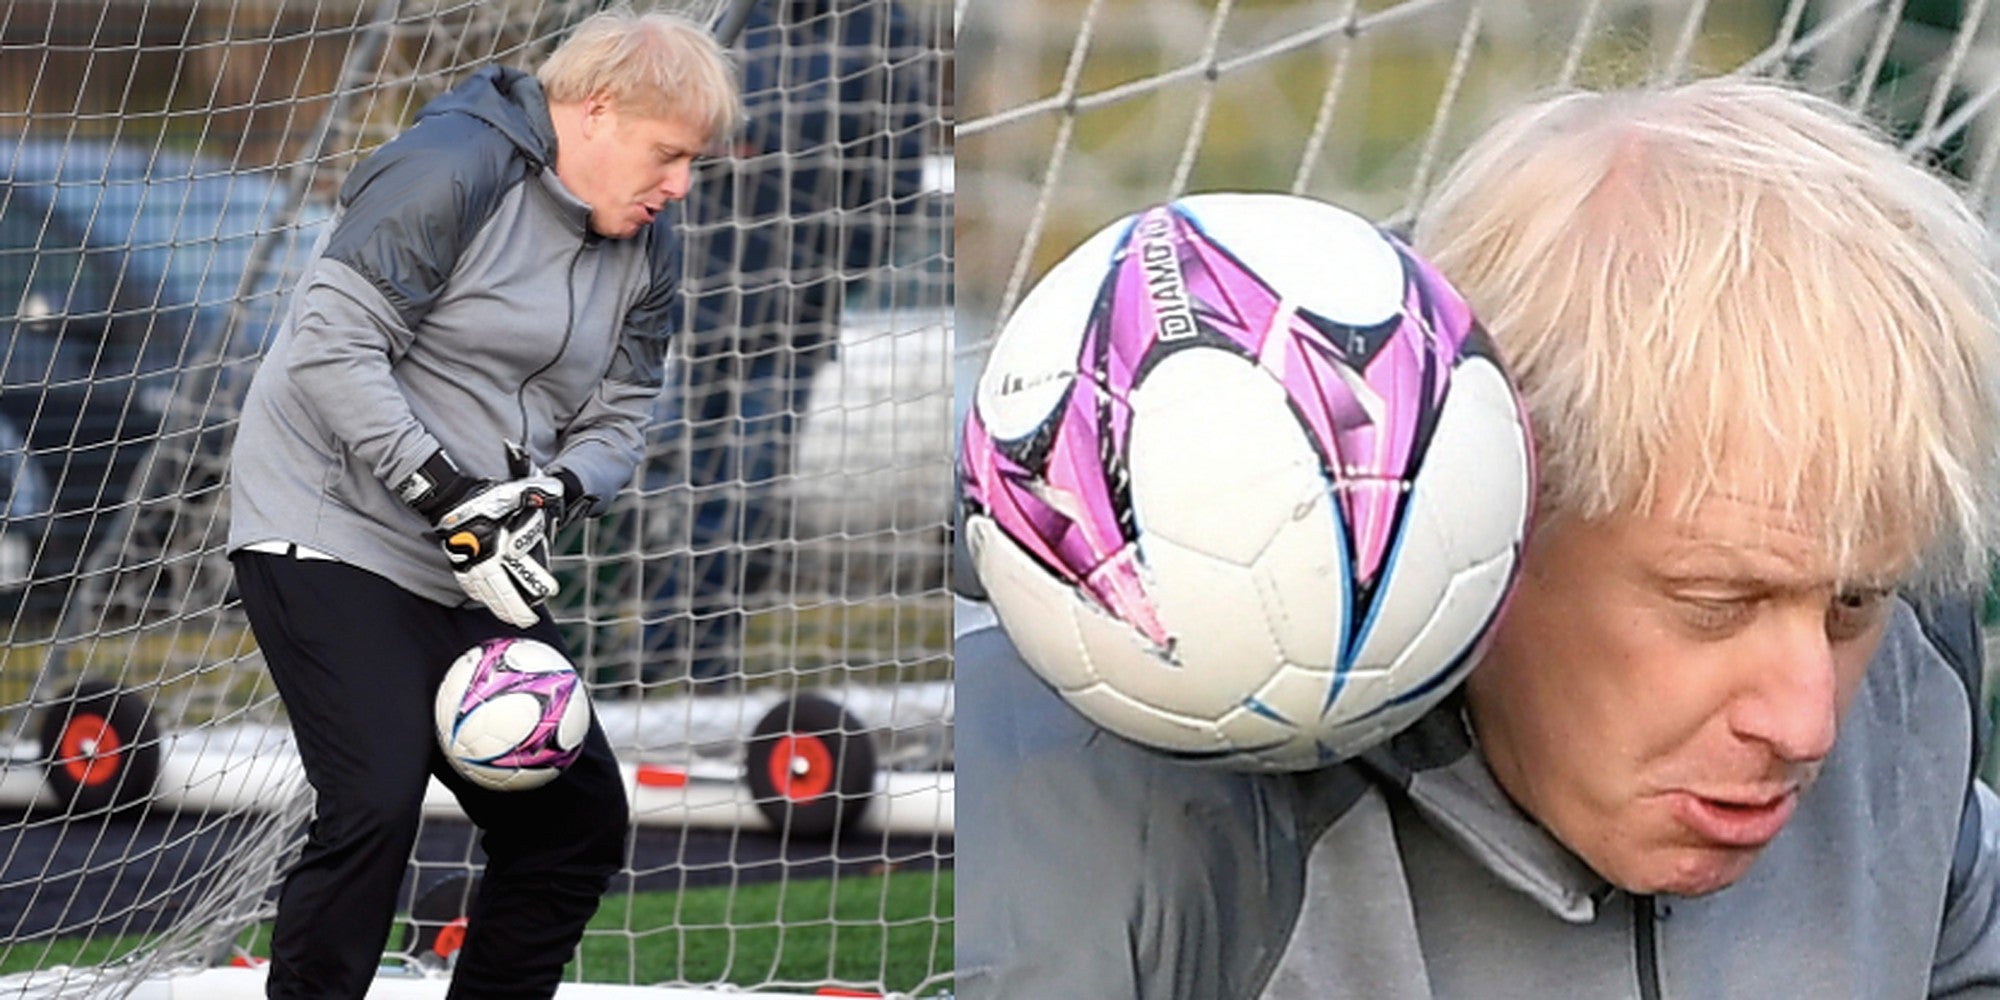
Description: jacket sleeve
550,208,678,515
284,114,519,492
954,606,1312,1000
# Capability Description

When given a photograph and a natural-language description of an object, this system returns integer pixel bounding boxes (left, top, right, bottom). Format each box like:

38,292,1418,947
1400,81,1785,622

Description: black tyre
745,693,876,839
401,873,479,968
38,680,160,816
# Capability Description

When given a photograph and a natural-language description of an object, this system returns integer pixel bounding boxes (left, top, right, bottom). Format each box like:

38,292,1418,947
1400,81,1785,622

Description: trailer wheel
402,873,479,968
746,693,875,838
39,680,160,816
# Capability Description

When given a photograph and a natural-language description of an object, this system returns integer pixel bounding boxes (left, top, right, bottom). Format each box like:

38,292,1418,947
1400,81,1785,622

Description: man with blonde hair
226,8,736,998
956,77,2000,997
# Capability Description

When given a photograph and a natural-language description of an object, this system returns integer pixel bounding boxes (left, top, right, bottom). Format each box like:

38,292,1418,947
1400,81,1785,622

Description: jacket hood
416,65,557,168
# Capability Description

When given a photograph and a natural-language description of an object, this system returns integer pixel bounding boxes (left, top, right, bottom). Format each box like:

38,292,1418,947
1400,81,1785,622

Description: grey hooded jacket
955,596,2000,998
228,66,678,607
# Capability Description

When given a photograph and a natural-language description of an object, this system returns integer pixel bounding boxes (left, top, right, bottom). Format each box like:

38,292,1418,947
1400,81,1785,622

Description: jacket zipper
1634,894,1662,1000
518,241,586,444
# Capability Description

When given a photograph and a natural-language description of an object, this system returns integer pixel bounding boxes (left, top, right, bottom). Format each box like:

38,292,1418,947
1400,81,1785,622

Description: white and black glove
399,445,571,627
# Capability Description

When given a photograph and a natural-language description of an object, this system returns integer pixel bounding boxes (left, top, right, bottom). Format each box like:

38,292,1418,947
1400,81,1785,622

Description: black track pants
232,551,630,1000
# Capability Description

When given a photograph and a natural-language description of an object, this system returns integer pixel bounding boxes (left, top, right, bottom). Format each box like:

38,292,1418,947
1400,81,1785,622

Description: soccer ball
434,637,591,791
959,192,1533,772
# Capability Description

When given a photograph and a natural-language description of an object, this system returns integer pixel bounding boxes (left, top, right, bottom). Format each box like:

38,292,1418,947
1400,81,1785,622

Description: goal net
959,0,2000,350
0,0,952,997
958,0,2000,768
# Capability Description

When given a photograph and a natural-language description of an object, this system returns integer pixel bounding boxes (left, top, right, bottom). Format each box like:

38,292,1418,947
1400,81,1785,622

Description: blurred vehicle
789,153,955,556
0,138,323,621
0,413,51,592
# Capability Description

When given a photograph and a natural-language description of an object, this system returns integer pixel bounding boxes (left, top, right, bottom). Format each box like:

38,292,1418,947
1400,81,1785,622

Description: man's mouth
1670,788,1799,848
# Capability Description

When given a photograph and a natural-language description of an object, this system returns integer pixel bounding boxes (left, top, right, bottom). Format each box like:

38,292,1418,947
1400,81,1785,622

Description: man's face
1465,486,1903,897
561,97,706,239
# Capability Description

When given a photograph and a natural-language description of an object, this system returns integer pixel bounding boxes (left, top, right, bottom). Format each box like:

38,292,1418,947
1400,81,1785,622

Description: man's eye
1826,588,1892,641
1679,595,1752,635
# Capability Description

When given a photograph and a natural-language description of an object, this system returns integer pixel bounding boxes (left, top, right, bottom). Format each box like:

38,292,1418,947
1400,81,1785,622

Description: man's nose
661,162,692,202
1727,608,1839,764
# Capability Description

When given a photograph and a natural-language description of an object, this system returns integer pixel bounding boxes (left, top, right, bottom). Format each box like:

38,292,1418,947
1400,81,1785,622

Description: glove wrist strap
551,468,588,523
399,450,481,522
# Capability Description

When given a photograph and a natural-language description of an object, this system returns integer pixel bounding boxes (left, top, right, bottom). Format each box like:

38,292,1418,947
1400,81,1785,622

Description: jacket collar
535,168,597,240
1404,744,1609,923
1366,701,1610,923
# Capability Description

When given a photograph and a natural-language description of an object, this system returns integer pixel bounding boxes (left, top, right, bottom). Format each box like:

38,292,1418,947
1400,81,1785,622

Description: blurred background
957,0,2000,375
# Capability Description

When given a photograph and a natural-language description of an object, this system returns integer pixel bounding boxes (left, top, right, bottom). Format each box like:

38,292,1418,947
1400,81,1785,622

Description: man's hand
435,489,558,628
407,445,566,627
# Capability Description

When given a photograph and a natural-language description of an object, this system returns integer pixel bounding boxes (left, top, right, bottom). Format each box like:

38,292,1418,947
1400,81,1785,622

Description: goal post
0,0,953,996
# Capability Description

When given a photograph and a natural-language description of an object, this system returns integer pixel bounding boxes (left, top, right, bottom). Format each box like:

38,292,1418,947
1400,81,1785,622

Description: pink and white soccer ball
435,637,591,791
960,193,1534,772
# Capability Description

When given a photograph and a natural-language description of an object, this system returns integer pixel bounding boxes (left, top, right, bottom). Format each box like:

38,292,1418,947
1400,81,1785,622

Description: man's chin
1619,844,1763,898
589,216,646,240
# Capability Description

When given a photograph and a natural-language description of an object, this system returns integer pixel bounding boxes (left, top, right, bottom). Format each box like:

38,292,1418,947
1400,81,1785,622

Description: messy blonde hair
1414,77,2000,589
538,6,740,143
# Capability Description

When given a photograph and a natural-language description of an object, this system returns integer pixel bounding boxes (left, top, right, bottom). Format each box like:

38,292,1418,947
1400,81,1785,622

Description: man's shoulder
955,610,1334,999
1904,591,1987,716
958,616,1269,807
322,110,543,325
953,612,1377,852
1860,595,1983,747
341,112,532,214
1783,596,1983,899
385,111,520,160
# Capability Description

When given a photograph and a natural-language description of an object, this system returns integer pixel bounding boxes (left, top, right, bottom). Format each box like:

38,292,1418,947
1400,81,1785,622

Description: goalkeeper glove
399,445,567,627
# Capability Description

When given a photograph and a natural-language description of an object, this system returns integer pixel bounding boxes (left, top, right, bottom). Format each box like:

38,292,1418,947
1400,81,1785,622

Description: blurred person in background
639,0,936,693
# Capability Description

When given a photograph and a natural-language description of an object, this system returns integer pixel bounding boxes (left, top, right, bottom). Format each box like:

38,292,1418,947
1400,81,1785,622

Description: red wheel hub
58,714,122,787
767,734,836,801
434,917,469,958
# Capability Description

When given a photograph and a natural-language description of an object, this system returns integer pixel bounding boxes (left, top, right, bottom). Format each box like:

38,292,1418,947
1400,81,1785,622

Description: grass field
576,870,953,992
0,871,954,995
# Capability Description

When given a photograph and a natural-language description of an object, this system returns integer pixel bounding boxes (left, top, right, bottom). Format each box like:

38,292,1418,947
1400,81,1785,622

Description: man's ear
579,90,616,138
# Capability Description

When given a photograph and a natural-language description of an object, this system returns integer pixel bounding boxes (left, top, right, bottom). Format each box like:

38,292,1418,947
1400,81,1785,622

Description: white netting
0,0,952,996
959,0,2000,335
